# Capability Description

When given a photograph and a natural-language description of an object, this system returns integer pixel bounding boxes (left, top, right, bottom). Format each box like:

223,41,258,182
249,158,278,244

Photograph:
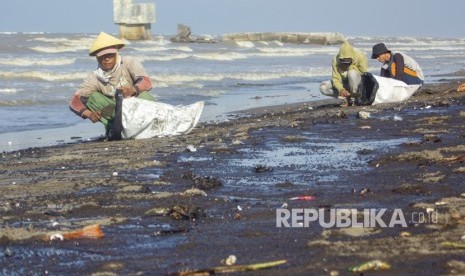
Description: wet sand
2,78,465,275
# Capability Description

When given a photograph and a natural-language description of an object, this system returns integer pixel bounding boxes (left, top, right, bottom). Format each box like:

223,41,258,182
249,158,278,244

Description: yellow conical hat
89,32,125,56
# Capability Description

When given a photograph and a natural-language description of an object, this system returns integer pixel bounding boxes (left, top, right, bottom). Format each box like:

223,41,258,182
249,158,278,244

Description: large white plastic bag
121,98,204,139
372,75,421,105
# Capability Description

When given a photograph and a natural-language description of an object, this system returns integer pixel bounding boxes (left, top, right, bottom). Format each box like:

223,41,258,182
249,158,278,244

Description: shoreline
3,78,465,274
0,75,461,153
0,81,321,153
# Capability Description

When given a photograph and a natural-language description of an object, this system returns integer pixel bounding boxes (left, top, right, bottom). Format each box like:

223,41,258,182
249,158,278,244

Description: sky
1,0,465,37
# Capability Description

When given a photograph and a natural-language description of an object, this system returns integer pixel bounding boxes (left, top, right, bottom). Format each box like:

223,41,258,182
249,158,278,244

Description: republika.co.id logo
276,208,442,228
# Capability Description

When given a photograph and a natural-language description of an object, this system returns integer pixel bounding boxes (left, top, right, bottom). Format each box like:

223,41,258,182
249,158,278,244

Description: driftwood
174,259,287,275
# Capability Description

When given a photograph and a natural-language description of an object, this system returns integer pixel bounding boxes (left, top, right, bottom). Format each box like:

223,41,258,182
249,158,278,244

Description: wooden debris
175,259,287,275
441,241,465,249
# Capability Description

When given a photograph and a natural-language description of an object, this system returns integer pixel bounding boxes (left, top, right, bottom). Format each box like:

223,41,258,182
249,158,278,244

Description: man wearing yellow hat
69,32,155,137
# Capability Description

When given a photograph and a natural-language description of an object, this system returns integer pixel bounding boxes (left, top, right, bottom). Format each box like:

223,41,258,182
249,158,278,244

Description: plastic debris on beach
348,260,391,272
358,111,371,120
221,255,237,266
289,195,315,201
400,231,411,237
45,224,104,241
393,115,403,121
186,145,197,152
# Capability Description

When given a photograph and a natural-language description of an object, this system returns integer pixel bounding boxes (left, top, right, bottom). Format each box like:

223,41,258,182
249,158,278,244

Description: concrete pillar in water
113,0,156,40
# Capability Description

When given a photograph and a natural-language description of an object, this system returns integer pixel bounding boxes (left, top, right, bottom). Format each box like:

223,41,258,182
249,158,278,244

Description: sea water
1,33,465,151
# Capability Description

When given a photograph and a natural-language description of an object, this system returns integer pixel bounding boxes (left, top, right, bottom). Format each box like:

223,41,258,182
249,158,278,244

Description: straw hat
89,32,125,57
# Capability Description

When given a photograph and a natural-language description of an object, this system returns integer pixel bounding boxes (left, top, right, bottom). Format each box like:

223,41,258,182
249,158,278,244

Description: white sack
121,98,204,139
372,75,421,105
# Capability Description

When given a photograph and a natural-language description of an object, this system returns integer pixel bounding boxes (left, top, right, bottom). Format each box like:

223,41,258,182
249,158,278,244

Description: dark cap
371,43,390,59
339,58,353,64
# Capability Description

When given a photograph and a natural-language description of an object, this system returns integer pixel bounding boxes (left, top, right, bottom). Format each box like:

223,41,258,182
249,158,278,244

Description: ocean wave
0,88,21,94
142,47,337,62
235,41,255,48
35,36,95,45
421,54,465,59
34,37,76,43
192,52,248,61
0,71,87,82
31,36,95,54
0,32,45,35
256,47,338,57
135,36,172,46
357,45,465,56
151,68,329,86
133,45,193,53
140,53,191,61
356,38,465,52
0,57,75,66
144,52,249,62
31,45,87,54
0,99,46,107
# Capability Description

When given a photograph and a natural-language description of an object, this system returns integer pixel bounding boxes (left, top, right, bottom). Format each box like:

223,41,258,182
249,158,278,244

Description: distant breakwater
222,32,346,45
170,27,346,45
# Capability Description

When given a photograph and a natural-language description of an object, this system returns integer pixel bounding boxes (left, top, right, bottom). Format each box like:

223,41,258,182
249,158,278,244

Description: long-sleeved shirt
69,56,152,117
380,52,424,85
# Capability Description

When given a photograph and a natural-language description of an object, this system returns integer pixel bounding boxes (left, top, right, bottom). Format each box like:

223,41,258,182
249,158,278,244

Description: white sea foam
31,36,95,53
142,52,249,62
151,36,172,45
134,45,193,53
0,98,65,107
235,41,255,48
141,46,339,63
421,54,465,59
193,52,248,61
0,57,75,66
0,88,20,94
254,47,338,58
31,45,87,54
34,37,75,43
140,53,191,61
135,36,172,46
151,68,328,87
0,71,87,82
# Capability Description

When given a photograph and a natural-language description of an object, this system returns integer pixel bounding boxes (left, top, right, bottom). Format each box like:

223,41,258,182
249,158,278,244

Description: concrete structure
222,32,346,45
170,24,218,43
113,0,155,40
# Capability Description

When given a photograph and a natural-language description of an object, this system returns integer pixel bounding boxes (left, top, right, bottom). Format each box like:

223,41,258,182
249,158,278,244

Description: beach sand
2,78,465,274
